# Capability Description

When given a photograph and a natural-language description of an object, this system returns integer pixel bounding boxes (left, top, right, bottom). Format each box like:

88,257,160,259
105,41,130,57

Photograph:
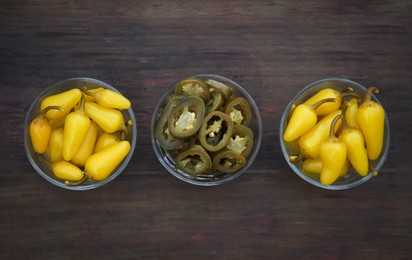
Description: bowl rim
151,74,263,186
279,77,390,190
24,77,137,190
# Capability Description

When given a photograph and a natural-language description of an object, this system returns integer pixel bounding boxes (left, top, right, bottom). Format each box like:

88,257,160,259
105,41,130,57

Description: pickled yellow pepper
62,96,91,161
71,121,98,167
302,158,350,177
40,88,82,120
356,87,385,160
83,87,131,110
46,127,64,163
284,98,336,142
84,102,126,133
29,106,62,154
304,88,360,116
94,132,121,153
84,140,131,181
345,98,359,129
298,110,342,159
51,160,84,181
320,114,347,185
339,107,369,176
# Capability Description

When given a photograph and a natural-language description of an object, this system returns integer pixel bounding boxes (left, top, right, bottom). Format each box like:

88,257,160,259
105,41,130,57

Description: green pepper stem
65,175,88,186
310,98,337,110
79,93,86,111
341,102,349,129
342,87,354,93
329,114,342,138
341,92,361,102
82,87,100,97
370,165,378,176
39,105,62,117
364,87,379,103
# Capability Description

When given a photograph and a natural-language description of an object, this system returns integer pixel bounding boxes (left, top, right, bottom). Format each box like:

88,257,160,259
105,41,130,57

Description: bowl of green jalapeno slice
151,74,262,186
279,78,390,190
24,77,137,190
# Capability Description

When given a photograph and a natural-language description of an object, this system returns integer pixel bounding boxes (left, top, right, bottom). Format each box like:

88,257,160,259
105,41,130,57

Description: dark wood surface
1,1,411,259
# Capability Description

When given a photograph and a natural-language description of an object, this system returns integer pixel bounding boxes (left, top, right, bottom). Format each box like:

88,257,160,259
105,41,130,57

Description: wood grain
1,0,411,258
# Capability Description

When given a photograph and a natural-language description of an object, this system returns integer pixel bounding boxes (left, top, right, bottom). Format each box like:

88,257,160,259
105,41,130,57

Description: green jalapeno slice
175,145,212,175
203,78,233,101
155,98,185,150
175,78,210,103
224,97,252,126
205,89,224,114
168,96,205,139
227,125,254,157
199,111,234,152
212,149,246,173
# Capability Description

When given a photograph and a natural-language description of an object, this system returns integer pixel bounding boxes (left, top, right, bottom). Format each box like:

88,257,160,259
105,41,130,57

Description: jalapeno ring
175,145,212,176
203,78,233,101
212,149,246,173
155,98,185,150
227,124,254,157
175,78,210,103
168,96,205,139
199,111,234,152
224,97,252,126
205,89,224,115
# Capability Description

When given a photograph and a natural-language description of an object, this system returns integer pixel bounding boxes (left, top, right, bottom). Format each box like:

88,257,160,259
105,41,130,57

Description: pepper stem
341,102,349,129
310,98,337,110
341,92,361,102
39,105,62,117
370,165,378,176
329,114,342,138
65,175,88,186
79,93,86,111
364,87,379,103
82,87,102,97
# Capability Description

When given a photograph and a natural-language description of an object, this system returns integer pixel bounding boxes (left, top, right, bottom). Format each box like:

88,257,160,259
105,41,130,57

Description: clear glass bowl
151,74,262,186
24,77,137,190
279,78,390,190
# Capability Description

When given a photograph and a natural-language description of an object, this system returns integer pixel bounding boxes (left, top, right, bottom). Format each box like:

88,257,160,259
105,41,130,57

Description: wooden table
1,1,411,258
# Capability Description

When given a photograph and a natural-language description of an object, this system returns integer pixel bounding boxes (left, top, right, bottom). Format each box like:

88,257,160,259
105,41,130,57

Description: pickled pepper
319,114,347,185
356,87,385,160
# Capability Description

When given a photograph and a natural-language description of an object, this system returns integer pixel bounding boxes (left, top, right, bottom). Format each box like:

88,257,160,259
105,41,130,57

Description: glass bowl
24,77,137,190
151,74,262,186
279,78,390,190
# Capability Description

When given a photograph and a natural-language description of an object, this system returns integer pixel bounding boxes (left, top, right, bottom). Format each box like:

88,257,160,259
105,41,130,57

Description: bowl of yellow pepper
280,78,390,190
151,74,262,186
24,77,137,190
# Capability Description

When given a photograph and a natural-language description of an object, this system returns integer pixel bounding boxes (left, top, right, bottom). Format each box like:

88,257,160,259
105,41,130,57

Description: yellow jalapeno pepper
94,132,121,153
29,106,62,154
302,157,350,177
356,87,385,160
71,121,98,167
297,110,342,159
62,96,91,161
84,140,131,181
45,127,64,163
304,88,360,116
339,107,369,176
84,101,126,133
345,98,359,129
320,114,347,186
83,87,131,110
40,88,82,120
51,160,84,181
284,98,336,142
